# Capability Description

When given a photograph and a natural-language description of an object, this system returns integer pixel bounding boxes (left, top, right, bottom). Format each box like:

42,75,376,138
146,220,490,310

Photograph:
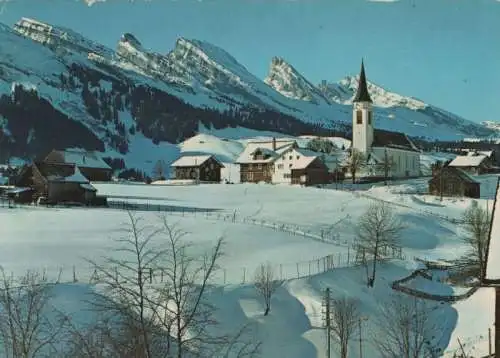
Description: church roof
353,60,373,103
372,129,420,152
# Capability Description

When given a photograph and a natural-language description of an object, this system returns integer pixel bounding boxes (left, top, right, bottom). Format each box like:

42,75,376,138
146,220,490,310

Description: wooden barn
428,166,480,198
290,156,329,186
448,154,491,175
43,149,113,181
15,162,97,204
170,155,224,182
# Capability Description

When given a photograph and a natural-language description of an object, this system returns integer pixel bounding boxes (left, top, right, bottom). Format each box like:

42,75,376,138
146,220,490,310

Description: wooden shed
428,166,480,198
170,155,224,182
290,156,329,186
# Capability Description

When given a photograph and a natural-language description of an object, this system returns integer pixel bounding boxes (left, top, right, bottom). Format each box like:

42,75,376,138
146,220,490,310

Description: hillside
0,17,494,175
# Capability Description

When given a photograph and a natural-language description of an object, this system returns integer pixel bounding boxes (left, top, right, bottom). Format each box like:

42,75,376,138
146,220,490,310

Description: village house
236,138,296,183
15,162,98,204
428,166,480,199
170,154,224,182
448,153,492,175
272,147,329,186
43,149,113,181
350,61,421,180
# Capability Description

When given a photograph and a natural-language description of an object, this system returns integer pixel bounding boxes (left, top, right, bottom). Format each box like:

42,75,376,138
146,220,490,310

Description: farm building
273,147,329,186
170,155,224,182
448,154,491,175
428,166,480,199
15,162,97,204
43,149,113,181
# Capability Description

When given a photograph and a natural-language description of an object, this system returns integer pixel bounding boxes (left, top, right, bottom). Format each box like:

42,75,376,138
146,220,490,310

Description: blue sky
0,0,498,123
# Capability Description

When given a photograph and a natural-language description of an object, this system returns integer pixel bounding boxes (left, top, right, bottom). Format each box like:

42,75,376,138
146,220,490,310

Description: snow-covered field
0,180,496,357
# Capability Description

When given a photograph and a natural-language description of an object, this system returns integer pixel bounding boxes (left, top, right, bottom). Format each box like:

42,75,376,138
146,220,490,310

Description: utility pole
325,288,331,358
359,317,363,358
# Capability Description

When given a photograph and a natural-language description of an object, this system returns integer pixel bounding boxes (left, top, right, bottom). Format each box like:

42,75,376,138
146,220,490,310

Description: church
350,61,421,179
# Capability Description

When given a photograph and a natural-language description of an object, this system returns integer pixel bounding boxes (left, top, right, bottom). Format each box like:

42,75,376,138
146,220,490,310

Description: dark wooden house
428,166,480,198
290,156,329,186
43,149,113,181
236,147,277,183
448,154,491,175
15,162,97,204
170,155,224,182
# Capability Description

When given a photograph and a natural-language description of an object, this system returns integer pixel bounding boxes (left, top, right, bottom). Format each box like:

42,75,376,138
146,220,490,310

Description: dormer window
356,110,362,124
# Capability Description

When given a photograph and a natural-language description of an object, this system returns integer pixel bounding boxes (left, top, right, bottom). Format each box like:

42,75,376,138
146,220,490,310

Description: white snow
448,155,487,168
170,154,213,167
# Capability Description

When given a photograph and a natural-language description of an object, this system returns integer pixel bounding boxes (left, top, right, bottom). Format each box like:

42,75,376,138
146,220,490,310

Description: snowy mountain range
0,17,495,174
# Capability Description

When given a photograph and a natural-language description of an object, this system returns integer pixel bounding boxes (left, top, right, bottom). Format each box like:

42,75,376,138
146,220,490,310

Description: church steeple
353,59,372,103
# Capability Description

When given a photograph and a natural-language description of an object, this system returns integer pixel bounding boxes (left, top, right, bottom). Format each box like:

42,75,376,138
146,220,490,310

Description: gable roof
372,129,420,152
353,60,373,103
484,177,500,283
45,149,111,170
37,163,90,183
236,142,296,164
291,156,318,170
170,155,223,168
429,166,479,184
448,155,487,168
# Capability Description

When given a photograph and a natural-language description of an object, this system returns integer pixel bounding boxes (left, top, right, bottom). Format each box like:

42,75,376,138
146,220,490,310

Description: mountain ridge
0,17,495,175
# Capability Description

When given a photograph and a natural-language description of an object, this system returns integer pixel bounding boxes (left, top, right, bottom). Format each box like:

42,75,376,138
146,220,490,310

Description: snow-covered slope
0,16,494,174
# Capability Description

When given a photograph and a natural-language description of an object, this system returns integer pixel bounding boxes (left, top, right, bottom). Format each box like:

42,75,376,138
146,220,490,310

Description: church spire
353,59,372,103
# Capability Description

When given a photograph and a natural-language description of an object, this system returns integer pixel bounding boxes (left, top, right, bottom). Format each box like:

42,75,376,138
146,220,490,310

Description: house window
289,156,292,160
289,163,292,168
296,155,300,160
257,163,262,169
284,173,291,179
356,110,362,124
277,164,284,169
368,111,372,125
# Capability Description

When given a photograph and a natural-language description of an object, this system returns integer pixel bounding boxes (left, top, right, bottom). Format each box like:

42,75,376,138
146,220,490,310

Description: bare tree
356,202,404,287
0,268,68,358
82,212,259,358
254,262,282,316
345,149,365,184
377,148,394,185
152,159,167,181
373,294,441,358
329,297,360,358
459,202,491,279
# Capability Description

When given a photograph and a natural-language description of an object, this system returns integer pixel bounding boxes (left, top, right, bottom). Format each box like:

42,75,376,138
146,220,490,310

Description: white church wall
351,102,373,154
371,147,421,178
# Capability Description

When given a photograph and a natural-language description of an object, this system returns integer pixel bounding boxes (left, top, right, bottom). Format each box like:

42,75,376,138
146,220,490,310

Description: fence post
317,259,320,273
149,268,153,284
72,265,77,283
309,261,311,277
338,253,341,266
296,263,300,278
280,264,283,281
224,269,227,285
243,267,246,284
347,247,350,265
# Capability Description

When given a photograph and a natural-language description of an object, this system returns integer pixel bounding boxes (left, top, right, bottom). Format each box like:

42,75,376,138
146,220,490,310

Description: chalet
448,154,491,175
43,149,113,181
428,166,480,199
170,155,224,182
273,147,329,186
15,162,97,204
482,177,500,357
236,139,296,183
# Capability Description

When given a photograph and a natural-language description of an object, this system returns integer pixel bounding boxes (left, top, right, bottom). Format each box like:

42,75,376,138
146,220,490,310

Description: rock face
0,16,494,170
264,57,331,105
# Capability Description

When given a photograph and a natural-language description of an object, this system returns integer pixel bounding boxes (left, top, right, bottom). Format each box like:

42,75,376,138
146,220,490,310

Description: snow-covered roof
80,183,97,192
47,166,89,183
448,155,487,168
485,178,500,282
467,150,493,158
291,156,317,170
170,155,213,167
236,147,277,164
46,149,111,170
